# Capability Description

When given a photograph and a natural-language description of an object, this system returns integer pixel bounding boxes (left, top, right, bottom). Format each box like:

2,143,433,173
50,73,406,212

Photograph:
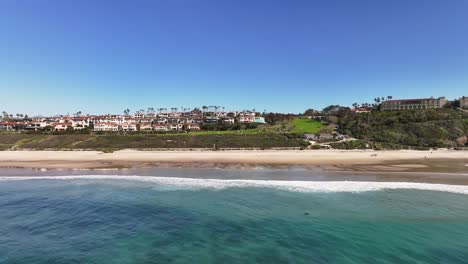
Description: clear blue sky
1,0,467,115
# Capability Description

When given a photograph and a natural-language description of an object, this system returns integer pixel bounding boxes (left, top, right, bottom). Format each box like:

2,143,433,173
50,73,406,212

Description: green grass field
290,118,324,134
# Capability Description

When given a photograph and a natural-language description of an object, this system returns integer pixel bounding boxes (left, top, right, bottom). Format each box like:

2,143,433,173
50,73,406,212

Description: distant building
255,117,266,123
351,108,370,113
153,124,169,131
381,97,447,111
94,123,119,132
52,122,72,131
238,112,256,123
459,96,468,109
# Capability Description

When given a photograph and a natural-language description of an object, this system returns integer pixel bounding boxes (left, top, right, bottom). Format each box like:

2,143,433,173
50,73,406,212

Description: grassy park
290,118,324,134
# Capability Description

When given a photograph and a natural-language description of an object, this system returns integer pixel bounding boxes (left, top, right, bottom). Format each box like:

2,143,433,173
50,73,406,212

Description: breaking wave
1,175,468,195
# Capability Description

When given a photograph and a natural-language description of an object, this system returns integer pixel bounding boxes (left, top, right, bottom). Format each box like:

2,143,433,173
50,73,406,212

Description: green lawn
290,118,324,134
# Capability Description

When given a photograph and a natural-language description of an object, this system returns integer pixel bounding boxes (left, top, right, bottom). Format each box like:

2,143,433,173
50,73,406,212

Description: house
168,124,183,131
120,122,138,131
155,118,167,124
204,116,219,124
139,123,153,131
94,122,119,132
0,122,14,131
52,122,72,131
24,122,43,131
381,97,447,111
153,124,169,131
187,124,201,130
71,118,90,130
238,112,256,123
255,117,266,123
221,117,235,124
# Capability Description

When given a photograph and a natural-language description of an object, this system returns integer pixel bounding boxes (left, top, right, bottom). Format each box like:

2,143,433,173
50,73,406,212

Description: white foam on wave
1,175,468,195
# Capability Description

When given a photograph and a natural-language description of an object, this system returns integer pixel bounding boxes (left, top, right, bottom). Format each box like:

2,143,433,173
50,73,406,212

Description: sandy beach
0,149,466,172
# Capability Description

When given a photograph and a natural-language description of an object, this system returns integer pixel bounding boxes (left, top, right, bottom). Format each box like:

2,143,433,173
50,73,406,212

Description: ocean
1,169,468,263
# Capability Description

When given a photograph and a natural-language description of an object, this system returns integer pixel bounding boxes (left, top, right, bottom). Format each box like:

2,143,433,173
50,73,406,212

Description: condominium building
381,97,447,111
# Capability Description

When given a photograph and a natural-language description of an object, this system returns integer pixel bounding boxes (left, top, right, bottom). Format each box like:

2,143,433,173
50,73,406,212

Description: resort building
381,97,447,111
459,96,468,109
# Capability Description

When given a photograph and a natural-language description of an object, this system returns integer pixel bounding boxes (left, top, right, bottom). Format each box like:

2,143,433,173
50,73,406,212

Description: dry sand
0,149,466,172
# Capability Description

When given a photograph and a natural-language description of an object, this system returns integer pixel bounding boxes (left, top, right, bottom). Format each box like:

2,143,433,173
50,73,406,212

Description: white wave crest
1,175,468,195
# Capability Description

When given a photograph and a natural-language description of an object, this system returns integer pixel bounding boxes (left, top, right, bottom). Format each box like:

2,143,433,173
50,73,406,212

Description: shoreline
0,148,466,185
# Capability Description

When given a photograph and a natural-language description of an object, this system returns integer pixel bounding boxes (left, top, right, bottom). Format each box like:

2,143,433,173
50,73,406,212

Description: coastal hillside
335,109,468,148
0,133,307,151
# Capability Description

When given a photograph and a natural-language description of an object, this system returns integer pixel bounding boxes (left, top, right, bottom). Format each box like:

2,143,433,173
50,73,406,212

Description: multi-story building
94,122,119,132
381,97,447,111
238,112,256,123
459,96,468,109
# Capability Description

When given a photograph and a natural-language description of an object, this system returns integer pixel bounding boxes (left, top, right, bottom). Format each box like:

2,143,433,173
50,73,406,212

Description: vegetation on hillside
329,108,468,148
0,133,308,150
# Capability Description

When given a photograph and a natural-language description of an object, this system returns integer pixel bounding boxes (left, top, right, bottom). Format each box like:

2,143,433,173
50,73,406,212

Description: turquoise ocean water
1,175,468,263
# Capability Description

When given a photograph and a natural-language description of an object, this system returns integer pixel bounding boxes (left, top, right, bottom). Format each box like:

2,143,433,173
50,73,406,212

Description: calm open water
1,173,468,263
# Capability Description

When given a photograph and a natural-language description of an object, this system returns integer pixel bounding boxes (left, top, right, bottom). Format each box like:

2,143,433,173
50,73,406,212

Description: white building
238,112,256,123
94,122,119,132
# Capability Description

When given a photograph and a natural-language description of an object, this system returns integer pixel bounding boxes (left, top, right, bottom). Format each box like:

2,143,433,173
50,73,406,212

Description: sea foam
2,175,468,195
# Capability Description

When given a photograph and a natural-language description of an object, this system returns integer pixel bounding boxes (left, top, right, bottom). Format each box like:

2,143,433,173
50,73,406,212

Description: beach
0,149,466,169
